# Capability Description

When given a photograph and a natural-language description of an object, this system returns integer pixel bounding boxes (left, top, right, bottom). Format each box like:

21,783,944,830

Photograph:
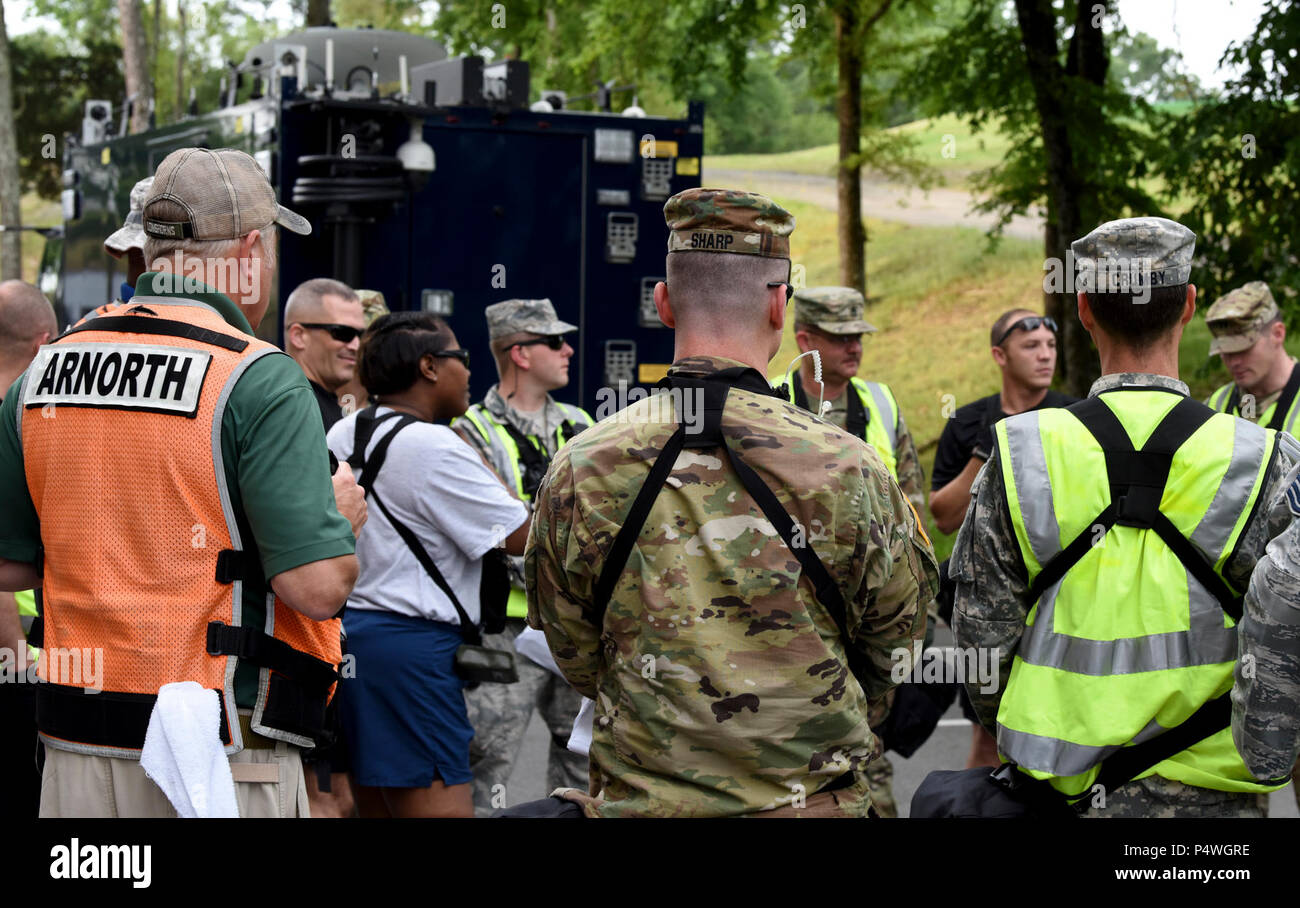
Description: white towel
567,697,595,757
513,626,563,676
140,681,239,818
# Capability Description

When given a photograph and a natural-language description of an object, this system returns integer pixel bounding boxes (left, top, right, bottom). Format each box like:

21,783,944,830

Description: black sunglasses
297,322,362,343
995,316,1059,347
510,335,566,351
432,348,470,368
767,281,794,301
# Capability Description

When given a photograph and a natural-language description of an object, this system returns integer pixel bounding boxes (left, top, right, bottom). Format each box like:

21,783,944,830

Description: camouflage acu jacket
525,355,937,817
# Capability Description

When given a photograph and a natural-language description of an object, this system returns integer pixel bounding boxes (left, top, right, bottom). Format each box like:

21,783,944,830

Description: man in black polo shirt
284,278,365,429
929,308,1076,768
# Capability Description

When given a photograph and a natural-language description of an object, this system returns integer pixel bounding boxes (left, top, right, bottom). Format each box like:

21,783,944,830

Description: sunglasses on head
995,315,1059,347
510,335,566,351
297,322,362,343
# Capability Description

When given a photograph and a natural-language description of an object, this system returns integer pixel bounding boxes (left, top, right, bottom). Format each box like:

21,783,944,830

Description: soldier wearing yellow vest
453,298,593,815
774,286,924,512
0,149,367,817
951,216,1300,816
1204,282,1300,433
771,285,924,818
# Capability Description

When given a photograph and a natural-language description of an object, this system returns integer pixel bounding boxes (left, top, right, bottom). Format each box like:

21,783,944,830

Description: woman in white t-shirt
327,312,529,818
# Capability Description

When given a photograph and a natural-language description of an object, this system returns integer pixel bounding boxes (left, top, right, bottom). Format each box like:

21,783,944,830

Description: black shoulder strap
349,410,481,644
845,382,868,440
1266,362,1300,431
57,314,250,352
1025,395,1237,618
589,372,869,681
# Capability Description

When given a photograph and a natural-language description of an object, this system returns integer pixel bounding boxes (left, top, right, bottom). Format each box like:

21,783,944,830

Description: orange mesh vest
20,298,341,757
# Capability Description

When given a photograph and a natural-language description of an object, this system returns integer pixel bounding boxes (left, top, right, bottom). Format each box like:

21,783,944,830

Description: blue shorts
340,609,474,788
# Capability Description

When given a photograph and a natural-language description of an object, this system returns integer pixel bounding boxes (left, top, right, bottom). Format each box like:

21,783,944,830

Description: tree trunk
151,0,162,91
118,0,151,134
175,0,186,118
0,1,21,280
307,0,330,27
834,4,865,296
1013,0,1096,396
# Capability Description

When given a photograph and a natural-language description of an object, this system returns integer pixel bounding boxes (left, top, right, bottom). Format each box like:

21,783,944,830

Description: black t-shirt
931,389,1077,491
310,379,344,431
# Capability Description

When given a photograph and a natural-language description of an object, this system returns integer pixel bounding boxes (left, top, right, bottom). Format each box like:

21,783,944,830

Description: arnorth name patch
24,343,211,417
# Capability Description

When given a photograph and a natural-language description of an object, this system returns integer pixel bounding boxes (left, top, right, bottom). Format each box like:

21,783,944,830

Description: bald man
0,280,57,818
283,279,365,430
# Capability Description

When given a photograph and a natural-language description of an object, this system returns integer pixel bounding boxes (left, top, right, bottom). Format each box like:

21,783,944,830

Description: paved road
503,628,1299,816
703,166,1045,241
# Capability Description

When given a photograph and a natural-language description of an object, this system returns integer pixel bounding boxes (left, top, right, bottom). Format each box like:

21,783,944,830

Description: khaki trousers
39,739,310,818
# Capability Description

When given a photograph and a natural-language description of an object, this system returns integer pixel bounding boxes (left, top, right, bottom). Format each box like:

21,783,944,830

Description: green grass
18,194,60,284
709,114,1013,188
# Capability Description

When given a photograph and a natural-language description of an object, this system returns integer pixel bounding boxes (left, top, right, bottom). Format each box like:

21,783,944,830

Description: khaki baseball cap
143,148,311,241
1206,281,1279,355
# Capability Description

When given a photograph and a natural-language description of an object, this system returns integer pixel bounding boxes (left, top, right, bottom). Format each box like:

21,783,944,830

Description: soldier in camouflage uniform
1204,282,1300,434
771,286,926,816
454,299,593,816
952,217,1300,817
525,187,937,818
1234,462,1300,790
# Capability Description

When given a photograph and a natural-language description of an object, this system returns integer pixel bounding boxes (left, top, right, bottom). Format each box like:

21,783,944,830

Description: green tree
1155,0,1300,322
919,0,1163,395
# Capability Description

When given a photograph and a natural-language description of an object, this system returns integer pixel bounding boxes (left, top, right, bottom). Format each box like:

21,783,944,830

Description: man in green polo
0,148,366,817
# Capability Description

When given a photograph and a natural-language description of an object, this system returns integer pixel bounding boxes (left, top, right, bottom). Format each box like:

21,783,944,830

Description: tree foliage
1155,0,1300,322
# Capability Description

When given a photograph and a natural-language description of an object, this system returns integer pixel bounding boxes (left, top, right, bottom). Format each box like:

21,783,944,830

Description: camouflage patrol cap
1206,282,1279,355
1071,216,1195,293
664,187,794,259
793,286,877,335
354,289,389,327
104,177,154,255
485,298,577,342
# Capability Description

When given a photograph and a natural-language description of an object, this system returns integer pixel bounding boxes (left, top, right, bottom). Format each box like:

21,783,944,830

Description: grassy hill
709,114,1014,189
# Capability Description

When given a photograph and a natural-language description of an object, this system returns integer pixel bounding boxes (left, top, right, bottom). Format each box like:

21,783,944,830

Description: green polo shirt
0,275,355,707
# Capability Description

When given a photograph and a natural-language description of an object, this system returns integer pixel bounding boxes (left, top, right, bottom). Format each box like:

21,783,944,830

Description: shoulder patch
1286,474,1300,518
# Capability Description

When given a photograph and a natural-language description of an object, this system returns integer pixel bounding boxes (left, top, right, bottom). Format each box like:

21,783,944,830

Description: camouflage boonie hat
1206,282,1279,355
1071,216,1195,293
793,286,876,334
485,298,577,342
104,177,154,255
664,187,794,259
354,289,389,327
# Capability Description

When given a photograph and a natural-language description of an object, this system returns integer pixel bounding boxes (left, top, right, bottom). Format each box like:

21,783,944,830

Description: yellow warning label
100,147,110,165
640,138,678,159
675,157,700,176
234,115,246,134
638,363,671,383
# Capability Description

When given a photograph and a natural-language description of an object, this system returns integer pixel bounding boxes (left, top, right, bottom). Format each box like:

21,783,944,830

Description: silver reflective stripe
1284,399,1300,435
1209,385,1232,411
999,714,1167,778
1191,417,1268,559
863,382,897,452
1020,566,1237,675
1003,410,1062,568
211,345,280,754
